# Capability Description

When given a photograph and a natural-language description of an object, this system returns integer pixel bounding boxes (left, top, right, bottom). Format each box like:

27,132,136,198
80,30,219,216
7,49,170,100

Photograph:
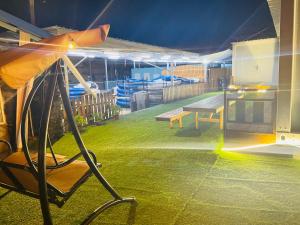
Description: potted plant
74,115,88,132
111,104,121,120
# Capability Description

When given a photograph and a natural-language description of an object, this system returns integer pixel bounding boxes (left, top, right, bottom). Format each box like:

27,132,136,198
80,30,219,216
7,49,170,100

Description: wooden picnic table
183,94,225,129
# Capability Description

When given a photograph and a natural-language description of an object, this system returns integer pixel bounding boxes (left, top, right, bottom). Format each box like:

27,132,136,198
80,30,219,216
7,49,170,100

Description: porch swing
0,26,136,225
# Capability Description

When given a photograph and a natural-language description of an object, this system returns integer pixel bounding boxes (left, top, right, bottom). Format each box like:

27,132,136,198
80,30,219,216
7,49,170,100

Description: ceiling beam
0,20,18,32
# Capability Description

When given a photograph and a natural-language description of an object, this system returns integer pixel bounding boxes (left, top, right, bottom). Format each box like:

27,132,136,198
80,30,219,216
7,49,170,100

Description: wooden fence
162,83,209,103
70,91,115,121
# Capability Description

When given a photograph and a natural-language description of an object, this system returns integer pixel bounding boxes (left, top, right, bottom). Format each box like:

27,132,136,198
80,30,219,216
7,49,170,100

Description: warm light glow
68,42,75,49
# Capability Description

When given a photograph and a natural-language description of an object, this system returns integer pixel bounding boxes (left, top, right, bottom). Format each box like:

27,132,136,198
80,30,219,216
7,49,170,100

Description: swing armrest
87,150,102,168
44,150,99,169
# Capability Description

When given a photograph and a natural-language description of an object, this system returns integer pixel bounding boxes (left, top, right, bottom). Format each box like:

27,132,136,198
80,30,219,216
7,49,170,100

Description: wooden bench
155,108,191,128
183,94,225,129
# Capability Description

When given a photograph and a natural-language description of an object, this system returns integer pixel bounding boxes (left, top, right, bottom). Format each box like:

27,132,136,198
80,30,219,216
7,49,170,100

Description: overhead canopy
0,24,232,64
267,0,281,37
0,25,110,89
69,39,232,64
41,26,233,64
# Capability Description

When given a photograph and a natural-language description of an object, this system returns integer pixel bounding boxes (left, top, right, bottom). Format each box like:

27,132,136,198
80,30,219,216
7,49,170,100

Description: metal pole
62,56,95,96
171,63,174,86
74,56,87,67
28,0,36,25
223,89,227,138
63,62,69,96
105,58,109,90
143,61,162,69
204,64,208,83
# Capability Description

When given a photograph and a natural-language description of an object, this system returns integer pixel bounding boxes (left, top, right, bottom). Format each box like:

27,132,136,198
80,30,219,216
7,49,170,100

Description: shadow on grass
175,123,212,138
126,202,138,225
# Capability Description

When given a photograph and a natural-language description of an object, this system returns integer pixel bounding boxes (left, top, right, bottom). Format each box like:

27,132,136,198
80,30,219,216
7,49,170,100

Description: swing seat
0,150,100,203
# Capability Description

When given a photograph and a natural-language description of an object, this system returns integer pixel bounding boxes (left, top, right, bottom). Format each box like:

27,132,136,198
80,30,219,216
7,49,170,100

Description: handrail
32,150,97,170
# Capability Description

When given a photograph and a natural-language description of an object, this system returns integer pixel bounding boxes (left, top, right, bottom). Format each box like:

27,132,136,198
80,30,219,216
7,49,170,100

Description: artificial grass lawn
1,92,300,224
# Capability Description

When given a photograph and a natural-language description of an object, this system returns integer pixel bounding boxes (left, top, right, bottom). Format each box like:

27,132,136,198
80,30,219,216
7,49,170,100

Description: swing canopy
0,24,110,89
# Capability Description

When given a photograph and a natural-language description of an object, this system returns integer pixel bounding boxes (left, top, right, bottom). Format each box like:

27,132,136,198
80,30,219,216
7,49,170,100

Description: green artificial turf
1,92,300,225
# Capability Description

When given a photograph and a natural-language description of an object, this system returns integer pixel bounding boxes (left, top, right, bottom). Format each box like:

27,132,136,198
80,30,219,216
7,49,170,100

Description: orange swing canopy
0,24,110,89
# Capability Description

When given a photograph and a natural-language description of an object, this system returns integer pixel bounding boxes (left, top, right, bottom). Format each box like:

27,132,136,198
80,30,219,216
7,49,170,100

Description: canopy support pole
62,56,96,97
203,64,208,83
16,31,32,150
105,58,109,90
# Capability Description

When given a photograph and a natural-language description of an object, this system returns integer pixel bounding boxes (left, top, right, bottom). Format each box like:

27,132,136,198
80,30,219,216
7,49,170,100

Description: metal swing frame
0,64,136,225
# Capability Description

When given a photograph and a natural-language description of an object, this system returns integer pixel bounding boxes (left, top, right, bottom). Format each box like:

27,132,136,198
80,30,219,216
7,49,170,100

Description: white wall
232,38,279,86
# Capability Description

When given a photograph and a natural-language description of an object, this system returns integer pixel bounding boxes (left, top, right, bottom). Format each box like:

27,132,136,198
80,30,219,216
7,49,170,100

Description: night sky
0,0,275,53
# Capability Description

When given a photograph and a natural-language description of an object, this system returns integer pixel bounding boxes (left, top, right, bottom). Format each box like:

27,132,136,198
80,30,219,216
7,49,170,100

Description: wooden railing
70,91,115,121
162,83,209,103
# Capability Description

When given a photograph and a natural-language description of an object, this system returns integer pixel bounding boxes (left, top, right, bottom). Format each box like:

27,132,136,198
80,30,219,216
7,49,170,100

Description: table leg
179,117,183,128
169,120,173,129
219,110,224,129
195,112,199,129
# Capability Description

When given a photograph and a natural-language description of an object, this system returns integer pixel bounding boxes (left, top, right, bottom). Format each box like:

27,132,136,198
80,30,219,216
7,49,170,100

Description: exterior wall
290,0,300,131
232,38,279,86
276,0,295,133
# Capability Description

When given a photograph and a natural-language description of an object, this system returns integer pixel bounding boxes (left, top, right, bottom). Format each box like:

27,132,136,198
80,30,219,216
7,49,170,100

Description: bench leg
195,112,199,129
169,120,173,129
